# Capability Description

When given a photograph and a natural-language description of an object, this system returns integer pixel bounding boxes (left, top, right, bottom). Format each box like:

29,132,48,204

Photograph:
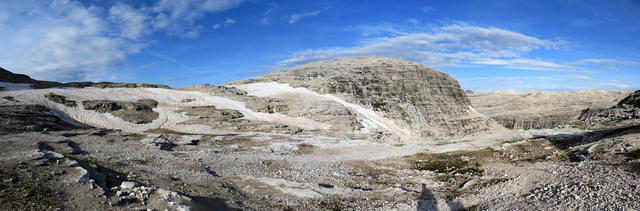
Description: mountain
0,67,168,89
469,90,630,130
2,58,639,210
230,57,499,139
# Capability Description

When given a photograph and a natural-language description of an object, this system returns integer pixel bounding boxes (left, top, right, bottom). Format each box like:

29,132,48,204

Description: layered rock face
580,90,640,128
469,90,630,130
233,57,498,139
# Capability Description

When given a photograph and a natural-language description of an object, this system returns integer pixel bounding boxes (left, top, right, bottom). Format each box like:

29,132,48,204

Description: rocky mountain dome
231,57,499,139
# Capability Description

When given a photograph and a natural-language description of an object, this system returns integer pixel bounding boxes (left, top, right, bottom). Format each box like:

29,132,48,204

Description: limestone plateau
0,57,639,210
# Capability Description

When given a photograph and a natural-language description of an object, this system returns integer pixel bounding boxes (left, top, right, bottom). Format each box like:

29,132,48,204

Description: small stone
120,181,138,189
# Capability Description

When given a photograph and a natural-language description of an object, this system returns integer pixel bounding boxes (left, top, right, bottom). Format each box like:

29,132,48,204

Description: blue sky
1,0,639,92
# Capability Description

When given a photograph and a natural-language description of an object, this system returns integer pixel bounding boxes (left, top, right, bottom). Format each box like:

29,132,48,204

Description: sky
1,0,639,92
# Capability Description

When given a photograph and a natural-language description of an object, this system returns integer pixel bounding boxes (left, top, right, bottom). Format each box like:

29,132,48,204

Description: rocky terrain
1,57,639,210
579,90,640,129
469,90,630,130
231,57,501,140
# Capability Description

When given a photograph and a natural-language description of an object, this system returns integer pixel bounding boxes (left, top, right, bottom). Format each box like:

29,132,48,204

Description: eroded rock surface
0,104,79,135
469,90,630,130
82,99,159,124
580,90,640,128
231,57,498,139
45,93,77,107
176,105,304,134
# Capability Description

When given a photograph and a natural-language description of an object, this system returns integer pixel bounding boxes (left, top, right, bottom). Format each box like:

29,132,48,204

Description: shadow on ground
191,196,239,211
536,125,640,150
416,184,465,211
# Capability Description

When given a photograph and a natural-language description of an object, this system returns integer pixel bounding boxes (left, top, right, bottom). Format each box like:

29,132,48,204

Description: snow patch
0,87,330,133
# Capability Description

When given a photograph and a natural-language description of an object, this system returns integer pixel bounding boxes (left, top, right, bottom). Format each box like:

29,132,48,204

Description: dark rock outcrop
82,99,159,124
176,105,303,134
177,106,244,121
616,90,640,109
0,105,79,135
579,90,640,128
0,67,38,83
45,93,76,107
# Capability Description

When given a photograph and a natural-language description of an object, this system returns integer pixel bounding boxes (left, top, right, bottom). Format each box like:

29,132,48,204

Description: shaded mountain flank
0,67,169,89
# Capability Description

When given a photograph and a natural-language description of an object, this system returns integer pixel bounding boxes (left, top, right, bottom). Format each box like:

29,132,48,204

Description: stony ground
1,61,639,210
1,124,638,210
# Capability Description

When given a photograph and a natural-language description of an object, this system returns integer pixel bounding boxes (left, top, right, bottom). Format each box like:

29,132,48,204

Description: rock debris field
0,58,639,210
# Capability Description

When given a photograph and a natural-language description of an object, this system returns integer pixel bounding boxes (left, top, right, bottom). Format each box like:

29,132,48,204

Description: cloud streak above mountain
277,24,560,68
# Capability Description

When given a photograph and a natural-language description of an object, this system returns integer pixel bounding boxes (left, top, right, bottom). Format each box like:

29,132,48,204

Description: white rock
120,181,138,189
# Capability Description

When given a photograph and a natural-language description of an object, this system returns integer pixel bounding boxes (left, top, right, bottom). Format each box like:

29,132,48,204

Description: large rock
580,90,640,128
0,104,79,134
616,90,640,109
44,93,77,107
82,99,159,124
231,57,498,139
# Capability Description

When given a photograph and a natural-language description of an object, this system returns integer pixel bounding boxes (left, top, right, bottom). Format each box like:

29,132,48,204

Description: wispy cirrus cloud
288,10,321,24
570,58,640,66
151,0,245,37
459,75,631,91
470,58,601,73
213,18,236,29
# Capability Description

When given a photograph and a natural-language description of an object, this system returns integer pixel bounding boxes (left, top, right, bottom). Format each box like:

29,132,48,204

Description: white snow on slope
0,85,330,133
231,82,413,140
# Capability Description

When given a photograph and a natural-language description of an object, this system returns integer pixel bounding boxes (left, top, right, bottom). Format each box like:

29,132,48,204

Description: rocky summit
1,58,639,210
233,57,500,139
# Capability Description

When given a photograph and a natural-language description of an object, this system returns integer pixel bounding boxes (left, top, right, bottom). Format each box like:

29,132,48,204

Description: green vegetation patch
0,164,64,210
412,153,484,176
501,138,525,144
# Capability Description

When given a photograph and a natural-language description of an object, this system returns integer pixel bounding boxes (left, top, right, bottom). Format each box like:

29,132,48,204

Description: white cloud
470,58,600,73
459,75,631,92
421,6,434,13
151,0,244,37
0,0,245,81
0,0,124,81
224,18,236,25
108,4,147,40
261,16,271,25
571,58,640,66
278,24,559,67
289,10,321,24
213,18,236,29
